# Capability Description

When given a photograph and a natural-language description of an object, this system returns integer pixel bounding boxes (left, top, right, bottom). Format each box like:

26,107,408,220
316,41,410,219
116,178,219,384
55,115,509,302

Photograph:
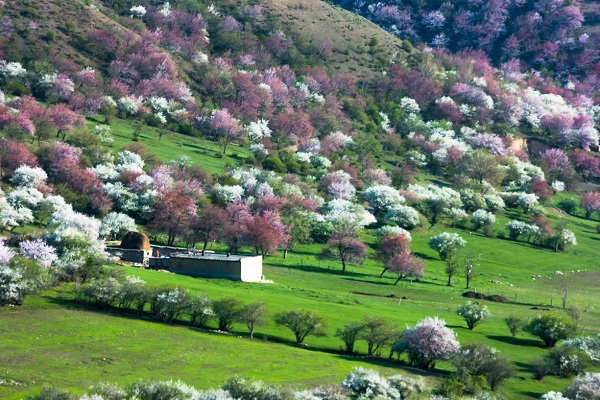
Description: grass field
2,204,600,399
3,117,600,399
86,116,250,175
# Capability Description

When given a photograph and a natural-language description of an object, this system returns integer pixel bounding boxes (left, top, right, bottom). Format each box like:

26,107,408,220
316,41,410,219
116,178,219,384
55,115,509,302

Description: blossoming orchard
1,0,600,398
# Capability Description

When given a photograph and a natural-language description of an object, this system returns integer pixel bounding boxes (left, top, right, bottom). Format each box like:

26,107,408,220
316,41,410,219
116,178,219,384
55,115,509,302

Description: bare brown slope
261,0,409,81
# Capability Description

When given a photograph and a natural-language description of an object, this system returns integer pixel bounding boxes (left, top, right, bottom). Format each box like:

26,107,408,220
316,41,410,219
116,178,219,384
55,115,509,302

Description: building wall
106,248,151,264
240,256,264,282
166,255,263,282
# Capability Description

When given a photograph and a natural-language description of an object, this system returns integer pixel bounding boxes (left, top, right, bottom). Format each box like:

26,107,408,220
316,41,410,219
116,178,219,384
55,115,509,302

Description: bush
557,198,577,214
564,372,600,400
78,278,122,308
504,316,524,337
212,297,244,332
451,343,515,392
28,386,76,400
262,156,286,173
524,315,577,347
274,309,327,344
457,302,491,330
187,294,213,328
335,321,366,354
341,368,401,400
533,346,590,379
222,376,281,400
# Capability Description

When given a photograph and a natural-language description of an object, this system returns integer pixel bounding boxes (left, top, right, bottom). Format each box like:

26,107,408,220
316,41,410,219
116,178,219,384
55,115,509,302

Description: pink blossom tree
387,252,425,285
245,211,290,257
392,317,459,370
19,239,58,267
377,233,411,278
581,192,600,219
320,227,367,274
209,108,242,154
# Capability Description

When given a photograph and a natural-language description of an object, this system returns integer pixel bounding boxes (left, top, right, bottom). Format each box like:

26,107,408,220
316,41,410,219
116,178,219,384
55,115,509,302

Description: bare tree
464,252,481,290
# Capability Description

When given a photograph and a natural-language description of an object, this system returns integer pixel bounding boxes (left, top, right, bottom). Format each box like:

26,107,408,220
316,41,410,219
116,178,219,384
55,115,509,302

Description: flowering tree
457,301,491,330
362,185,404,218
392,317,459,370
19,239,58,267
377,232,411,278
427,232,466,260
470,209,496,231
10,166,47,188
99,212,138,240
563,372,600,400
210,109,242,154
524,315,577,347
245,211,290,257
189,205,226,250
0,238,15,266
148,191,196,246
0,266,25,306
581,192,600,219
319,170,356,201
384,205,421,229
387,253,425,285
320,227,367,274
0,140,38,176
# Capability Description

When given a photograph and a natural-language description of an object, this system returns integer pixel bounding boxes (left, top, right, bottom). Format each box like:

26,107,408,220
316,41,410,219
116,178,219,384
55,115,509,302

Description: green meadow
2,121,600,399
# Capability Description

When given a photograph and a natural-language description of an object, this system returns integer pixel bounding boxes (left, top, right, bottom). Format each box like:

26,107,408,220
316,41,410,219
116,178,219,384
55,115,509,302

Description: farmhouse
149,252,264,282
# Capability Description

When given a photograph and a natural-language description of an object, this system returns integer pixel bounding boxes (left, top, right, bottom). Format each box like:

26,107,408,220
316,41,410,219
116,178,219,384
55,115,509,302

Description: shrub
212,297,244,332
524,315,577,347
557,198,577,214
187,294,213,328
274,309,327,344
335,321,366,354
341,368,401,400
564,372,600,400
79,278,122,308
457,302,491,330
222,376,281,400
504,316,524,337
562,335,600,364
533,346,590,379
262,157,286,173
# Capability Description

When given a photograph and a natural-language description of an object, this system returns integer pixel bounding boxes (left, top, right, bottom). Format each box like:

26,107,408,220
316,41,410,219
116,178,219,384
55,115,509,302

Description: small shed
150,252,263,282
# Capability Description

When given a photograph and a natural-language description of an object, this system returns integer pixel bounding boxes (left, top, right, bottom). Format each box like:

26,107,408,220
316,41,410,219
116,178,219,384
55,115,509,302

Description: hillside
2,0,600,399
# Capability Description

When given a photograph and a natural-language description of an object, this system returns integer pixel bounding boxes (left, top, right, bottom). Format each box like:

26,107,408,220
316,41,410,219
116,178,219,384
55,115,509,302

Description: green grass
88,117,250,175
4,118,600,399
3,204,600,399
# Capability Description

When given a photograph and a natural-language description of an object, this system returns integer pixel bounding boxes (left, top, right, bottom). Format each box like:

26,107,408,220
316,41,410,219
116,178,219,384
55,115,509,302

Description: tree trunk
283,248,288,259
447,274,452,286
341,258,346,274
249,326,255,339
203,238,209,250
379,267,388,278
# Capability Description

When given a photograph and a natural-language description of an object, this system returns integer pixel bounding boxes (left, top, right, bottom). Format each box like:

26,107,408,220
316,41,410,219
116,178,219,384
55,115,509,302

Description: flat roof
169,252,261,262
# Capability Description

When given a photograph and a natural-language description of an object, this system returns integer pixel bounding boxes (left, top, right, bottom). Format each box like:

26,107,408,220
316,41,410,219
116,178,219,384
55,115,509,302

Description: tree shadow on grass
514,361,536,374
342,277,395,286
412,252,437,261
268,262,370,278
486,334,545,348
520,390,545,399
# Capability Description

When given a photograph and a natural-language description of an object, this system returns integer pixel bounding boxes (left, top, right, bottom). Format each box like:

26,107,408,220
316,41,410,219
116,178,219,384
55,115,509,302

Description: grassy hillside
2,187,600,398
